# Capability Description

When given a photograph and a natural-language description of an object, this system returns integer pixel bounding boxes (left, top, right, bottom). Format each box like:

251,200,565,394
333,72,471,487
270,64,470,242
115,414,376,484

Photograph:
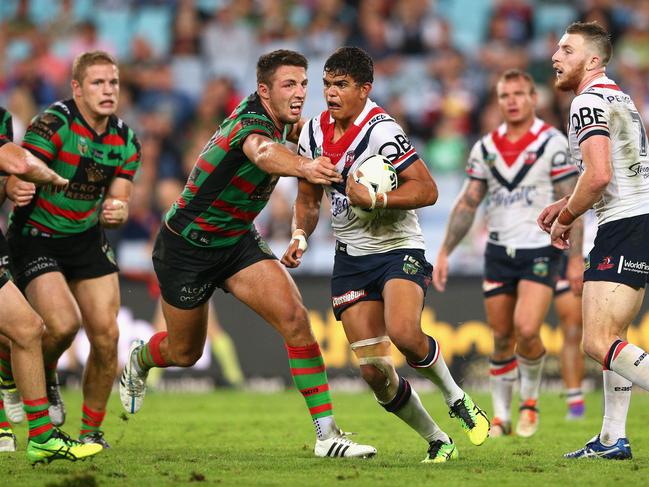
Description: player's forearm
254,140,305,177
0,142,29,175
0,176,7,205
566,169,608,217
567,217,584,259
440,202,477,255
382,179,438,210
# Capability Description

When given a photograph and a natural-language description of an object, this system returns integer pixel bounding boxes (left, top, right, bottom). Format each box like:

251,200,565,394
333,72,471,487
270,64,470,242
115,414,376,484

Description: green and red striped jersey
0,107,13,144
11,99,141,236
166,93,290,248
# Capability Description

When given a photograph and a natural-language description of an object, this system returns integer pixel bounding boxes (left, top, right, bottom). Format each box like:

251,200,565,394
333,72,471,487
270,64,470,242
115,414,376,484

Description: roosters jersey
297,99,426,256
568,75,649,225
467,118,576,249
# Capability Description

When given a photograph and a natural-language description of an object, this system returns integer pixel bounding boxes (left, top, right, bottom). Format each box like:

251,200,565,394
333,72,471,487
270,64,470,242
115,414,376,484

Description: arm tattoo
553,175,577,199
441,180,487,253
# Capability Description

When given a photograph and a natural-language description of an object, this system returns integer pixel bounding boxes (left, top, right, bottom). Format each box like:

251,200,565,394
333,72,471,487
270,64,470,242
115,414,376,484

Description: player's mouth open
328,102,341,110
100,100,114,107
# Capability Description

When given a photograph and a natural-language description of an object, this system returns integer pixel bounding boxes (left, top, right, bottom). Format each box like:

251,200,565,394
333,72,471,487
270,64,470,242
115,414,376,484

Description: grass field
1,388,648,486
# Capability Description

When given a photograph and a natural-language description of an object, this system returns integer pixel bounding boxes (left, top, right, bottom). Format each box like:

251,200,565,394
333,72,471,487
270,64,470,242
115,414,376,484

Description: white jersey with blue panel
297,99,426,256
567,75,649,225
467,117,577,249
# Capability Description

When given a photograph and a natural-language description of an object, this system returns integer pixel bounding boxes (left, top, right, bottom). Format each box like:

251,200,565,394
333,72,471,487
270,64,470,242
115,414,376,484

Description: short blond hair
497,69,536,95
72,50,118,83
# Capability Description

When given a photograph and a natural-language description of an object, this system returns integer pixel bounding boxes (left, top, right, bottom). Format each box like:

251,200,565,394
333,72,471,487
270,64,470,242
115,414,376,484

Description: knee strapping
350,336,400,404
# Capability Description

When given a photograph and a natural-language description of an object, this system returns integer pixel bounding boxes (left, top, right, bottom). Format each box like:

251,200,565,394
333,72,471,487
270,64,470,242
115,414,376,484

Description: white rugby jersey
467,118,576,249
297,99,426,256
568,75,649,225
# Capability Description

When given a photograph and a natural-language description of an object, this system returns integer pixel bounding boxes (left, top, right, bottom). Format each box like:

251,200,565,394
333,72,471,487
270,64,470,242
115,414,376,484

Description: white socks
600,369,632,446
489,356,517,422
517,353,545,401
409,336,464,406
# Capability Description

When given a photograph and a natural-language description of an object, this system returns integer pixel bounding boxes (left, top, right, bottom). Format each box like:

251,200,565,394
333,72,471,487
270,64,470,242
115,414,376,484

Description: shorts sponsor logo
597,256,615,271
482,279,504,293
0,255,8,266
332,289,367,308
102,243,117,266
255,234,274,256
23,256,57,278
634,352,647,367
402,255,421,275
533,260,548,277
179,282,212,303
618,255,649,275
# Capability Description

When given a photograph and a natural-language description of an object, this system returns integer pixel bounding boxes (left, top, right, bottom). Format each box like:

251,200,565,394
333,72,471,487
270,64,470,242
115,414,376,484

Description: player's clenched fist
100,198,128,228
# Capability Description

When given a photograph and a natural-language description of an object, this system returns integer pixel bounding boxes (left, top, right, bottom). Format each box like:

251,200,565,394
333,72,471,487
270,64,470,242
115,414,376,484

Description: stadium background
1,0,649,387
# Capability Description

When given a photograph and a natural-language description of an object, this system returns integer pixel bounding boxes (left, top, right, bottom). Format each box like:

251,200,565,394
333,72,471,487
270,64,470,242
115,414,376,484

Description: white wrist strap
368,186,377,210
292,231,308,252
381,192,388,208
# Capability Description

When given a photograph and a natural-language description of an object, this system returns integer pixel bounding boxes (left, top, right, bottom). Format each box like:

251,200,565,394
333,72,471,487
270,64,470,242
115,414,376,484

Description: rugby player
119,49,376,458
0,132,103,462
5,51,141,448
434,69,581,438
282,47,490,463
541,21,649,459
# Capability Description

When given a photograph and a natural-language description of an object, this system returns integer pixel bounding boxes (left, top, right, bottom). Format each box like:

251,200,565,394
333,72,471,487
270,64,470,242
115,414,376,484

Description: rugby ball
350,154,398,220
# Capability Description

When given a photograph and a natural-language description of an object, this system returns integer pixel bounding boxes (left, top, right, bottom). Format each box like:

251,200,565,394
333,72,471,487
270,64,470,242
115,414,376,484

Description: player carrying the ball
282,46,489,463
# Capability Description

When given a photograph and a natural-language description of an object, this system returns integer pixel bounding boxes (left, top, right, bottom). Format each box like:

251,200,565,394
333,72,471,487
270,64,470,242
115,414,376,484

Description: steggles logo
85,162,106,183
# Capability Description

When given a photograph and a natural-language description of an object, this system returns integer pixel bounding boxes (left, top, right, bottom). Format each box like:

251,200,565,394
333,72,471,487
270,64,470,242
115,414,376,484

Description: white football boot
1,386,25,423
119,339,148,414
314,429,376,458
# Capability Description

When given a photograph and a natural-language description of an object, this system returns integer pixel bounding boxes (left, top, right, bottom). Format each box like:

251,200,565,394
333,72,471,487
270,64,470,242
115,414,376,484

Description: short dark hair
498,69,536,94
566,21,612,66
256,49,308,86
72,50,118,83
324,47,374,84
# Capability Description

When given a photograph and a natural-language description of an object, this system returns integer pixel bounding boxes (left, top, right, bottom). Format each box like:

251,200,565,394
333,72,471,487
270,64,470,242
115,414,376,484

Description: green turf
1,388,648,486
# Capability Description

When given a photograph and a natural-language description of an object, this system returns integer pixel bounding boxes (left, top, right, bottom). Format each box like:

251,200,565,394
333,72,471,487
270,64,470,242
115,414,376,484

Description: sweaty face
552,33,589,92
496,78,536,125
323,72,369,124
265,65,307,125
75,63,120,118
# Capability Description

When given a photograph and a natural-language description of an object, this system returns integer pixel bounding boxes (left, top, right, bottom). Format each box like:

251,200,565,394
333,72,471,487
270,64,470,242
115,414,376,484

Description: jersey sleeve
228,113,277,149
21,108,67,164
115,129,142,181
547,133,578,182
0,109,14,141
296,118,316,158
570,93,610,145
371,119,420,173
466,140,488,180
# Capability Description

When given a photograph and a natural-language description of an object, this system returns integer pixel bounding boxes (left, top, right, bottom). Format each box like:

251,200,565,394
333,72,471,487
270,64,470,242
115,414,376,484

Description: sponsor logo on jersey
332,289,367,308
343,151,355,169
489,185,536,207
86,162,107,183
77,137,89,155
597,256,615,271
627,162,649,179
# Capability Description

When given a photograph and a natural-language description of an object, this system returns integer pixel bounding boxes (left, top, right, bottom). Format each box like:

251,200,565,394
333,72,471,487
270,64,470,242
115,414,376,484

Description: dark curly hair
323,47,374,84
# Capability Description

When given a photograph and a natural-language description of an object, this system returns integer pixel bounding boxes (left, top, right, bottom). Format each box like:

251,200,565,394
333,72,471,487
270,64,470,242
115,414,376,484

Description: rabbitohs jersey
568,75,649,225
11,99,141,236
467,118,576,249
297,99,425,256
165,93,290,248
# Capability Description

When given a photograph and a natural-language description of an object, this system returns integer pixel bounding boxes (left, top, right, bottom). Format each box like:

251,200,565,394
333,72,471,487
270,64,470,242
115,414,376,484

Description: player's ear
71,79,82,98
258,82,271,101
360,82,372,98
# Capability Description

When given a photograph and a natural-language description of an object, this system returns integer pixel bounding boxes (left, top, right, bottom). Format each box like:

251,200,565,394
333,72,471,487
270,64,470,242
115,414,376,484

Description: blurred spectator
68,20,117,61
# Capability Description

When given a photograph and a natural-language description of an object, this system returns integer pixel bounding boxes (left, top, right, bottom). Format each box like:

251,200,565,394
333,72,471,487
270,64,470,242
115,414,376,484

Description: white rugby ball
350,154,398,220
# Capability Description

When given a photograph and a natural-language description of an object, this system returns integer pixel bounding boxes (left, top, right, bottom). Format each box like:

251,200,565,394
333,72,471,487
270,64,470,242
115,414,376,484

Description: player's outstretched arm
0,141,68,188
281,179,324,269
242,133,342,185
100,178,132,229
433,178,487,292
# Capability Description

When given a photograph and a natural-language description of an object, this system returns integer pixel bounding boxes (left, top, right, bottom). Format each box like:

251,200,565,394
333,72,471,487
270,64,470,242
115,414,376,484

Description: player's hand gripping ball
350,154,398,220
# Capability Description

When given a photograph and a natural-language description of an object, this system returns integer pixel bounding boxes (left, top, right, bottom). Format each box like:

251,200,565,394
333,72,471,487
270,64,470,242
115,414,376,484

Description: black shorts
331,243,432,320
584,213,649,288
152,224,276,310
483,243,562,298
554,253,571,296
7,225,119,291
0,230,11,281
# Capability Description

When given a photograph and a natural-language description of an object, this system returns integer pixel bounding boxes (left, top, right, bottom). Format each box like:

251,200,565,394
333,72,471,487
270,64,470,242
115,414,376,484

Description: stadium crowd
0,0,648,274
